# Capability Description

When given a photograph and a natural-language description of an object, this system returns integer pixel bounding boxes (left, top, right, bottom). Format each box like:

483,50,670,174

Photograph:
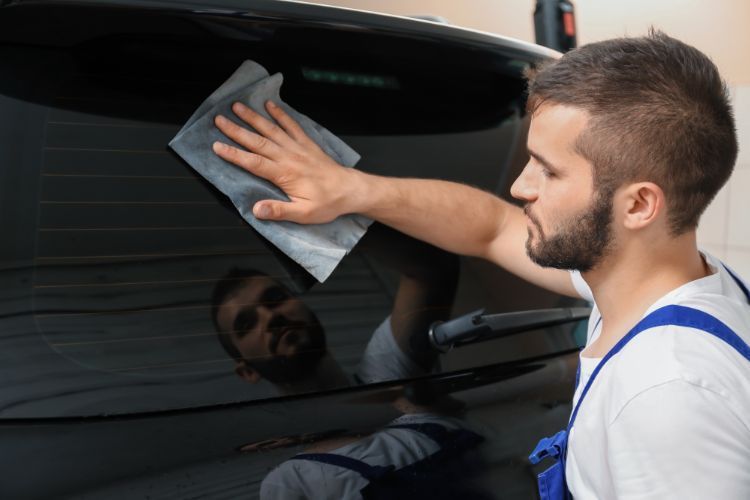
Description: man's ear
621,182,664,230
235,361,261,384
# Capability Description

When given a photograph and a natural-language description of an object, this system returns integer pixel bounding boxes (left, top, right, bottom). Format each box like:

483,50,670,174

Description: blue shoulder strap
569,304,750,430
570,261,750,424
723,262,750,303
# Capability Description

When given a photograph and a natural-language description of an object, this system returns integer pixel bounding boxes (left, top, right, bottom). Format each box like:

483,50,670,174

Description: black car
0,1,587,498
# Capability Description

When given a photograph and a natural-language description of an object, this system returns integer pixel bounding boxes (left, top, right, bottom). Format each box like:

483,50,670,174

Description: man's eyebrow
527,148,561,172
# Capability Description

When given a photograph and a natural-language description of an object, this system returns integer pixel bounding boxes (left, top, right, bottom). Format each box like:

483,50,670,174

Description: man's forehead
217,276,276,327
528,103,591,166
529,102,589,140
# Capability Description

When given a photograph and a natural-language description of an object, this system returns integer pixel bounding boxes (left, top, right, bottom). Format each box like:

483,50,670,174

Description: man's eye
234,309,258,337
541,168,555,178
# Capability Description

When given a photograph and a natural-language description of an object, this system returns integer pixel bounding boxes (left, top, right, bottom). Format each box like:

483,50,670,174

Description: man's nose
255,305,275,334
510,163,538,202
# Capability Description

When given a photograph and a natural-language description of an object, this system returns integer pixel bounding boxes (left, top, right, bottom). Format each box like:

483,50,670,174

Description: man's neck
580,231,710,356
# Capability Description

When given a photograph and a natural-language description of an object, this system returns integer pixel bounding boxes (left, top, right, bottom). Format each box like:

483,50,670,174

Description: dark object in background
534,0,577,52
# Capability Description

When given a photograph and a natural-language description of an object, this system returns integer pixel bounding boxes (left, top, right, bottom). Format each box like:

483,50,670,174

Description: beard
524,188,614,272
244,314,327,385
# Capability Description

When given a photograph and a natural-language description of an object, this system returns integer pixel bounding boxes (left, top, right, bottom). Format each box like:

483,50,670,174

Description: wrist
340,168,374,216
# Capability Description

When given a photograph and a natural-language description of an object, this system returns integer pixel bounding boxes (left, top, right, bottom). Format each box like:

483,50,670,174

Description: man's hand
213,101,359,223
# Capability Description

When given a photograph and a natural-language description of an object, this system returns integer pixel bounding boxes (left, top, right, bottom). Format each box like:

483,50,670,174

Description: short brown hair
526,30,737,235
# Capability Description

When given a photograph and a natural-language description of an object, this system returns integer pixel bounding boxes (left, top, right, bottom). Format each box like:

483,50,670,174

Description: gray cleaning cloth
169,60,372,282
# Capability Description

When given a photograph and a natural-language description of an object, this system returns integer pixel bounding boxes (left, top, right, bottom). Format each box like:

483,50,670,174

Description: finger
231,102,296,148
265,100,318,147
214,115,283,160
253,200,315,223
212,141,277,182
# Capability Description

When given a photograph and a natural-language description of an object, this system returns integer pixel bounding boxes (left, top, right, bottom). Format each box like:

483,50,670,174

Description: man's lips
523,206,543,233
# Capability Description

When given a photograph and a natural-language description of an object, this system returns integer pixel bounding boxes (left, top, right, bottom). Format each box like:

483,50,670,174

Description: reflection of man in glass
212,269,341,390
211,225,459,394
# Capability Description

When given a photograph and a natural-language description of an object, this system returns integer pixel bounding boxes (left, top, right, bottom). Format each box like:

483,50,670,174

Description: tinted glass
0,10,579,418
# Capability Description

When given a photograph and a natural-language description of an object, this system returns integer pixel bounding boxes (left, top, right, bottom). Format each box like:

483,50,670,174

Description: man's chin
525,238,547,266
526,244,576,271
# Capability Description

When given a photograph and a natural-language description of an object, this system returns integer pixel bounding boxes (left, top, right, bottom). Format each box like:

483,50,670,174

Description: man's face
511,103,614,272
216,276,326,384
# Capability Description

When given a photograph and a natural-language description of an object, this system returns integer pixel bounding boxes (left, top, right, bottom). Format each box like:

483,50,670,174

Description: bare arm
357,223,459,371
212,101,579,298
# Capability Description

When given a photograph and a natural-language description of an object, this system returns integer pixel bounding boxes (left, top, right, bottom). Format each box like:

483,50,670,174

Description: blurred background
302,0,750,278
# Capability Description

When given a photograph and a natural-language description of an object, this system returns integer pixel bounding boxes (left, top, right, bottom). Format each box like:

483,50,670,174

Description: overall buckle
529,430,568,465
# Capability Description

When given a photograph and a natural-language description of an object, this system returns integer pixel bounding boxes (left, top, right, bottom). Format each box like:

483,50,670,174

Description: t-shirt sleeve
606,379,750,499
260,460,355,500
355,315,426,384
569,270,594,302
259,465,308,500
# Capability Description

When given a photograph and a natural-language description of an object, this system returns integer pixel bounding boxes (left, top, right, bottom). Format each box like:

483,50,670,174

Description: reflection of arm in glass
357,223,459,374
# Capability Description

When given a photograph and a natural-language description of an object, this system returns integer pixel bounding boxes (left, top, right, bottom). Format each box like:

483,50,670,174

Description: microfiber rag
169,60,372,282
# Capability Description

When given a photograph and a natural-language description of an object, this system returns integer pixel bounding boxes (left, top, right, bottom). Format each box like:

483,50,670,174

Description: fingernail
232,101,244,113
215,115,226,125
255,204,270,218
212,141,225,152
267,100,277,109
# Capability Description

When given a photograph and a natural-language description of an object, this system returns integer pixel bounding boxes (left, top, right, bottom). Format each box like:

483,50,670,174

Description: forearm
346,169,514,260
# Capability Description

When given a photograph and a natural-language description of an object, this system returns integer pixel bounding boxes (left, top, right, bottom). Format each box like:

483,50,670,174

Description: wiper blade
429,307,591,351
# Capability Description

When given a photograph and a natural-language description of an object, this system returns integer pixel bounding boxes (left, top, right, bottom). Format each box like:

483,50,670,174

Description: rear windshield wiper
429,307,591,351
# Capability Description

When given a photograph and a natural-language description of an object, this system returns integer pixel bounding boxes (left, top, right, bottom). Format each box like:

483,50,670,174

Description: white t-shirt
260,317,445,500
567,252,750,500
355,315,426,385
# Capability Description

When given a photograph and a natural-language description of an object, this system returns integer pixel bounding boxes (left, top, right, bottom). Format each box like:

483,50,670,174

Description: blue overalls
529,265,750,500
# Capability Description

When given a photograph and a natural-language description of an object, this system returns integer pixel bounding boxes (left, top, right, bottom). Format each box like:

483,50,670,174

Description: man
212,31,750,499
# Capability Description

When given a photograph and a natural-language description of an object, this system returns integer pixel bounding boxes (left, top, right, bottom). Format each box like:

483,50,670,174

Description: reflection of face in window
212,270,326,385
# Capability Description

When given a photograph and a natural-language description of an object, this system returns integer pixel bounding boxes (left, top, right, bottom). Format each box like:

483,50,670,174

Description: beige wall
301,0,537,45
575,0,750,85
310,0,750,84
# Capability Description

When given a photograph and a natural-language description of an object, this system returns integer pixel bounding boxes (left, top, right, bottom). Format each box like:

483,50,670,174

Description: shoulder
606,314,750,428
259,460,312,500
260,455,364,500
607,262,750,408
356,315,425,384
604,379,750,499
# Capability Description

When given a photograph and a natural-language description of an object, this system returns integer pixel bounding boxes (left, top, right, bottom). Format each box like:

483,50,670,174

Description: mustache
523,205,544,233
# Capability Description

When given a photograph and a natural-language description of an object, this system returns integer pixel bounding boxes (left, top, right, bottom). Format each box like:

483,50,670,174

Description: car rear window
0,9,579,418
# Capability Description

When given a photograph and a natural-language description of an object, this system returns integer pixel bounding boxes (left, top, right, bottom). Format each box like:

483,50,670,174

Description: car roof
7,0,560,60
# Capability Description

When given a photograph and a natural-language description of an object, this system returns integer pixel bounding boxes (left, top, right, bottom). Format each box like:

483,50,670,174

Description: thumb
253,200,308,222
